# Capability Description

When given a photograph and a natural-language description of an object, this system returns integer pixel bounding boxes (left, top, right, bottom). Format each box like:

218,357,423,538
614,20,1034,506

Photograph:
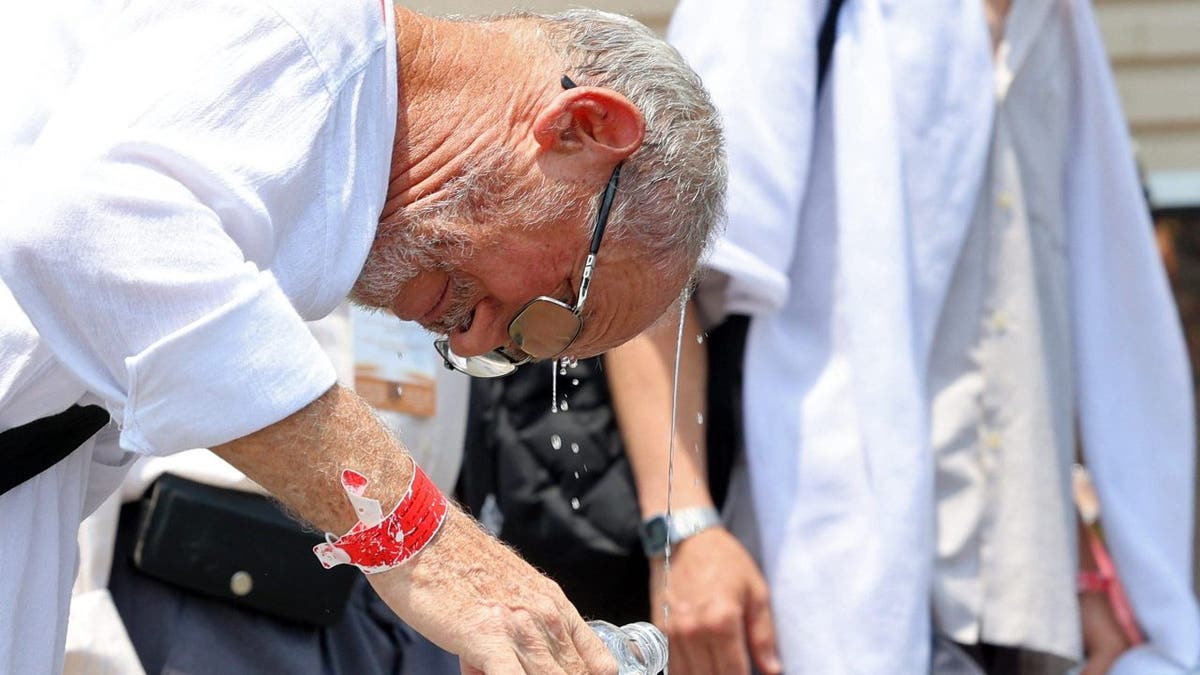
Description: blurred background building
1098,0,1199,208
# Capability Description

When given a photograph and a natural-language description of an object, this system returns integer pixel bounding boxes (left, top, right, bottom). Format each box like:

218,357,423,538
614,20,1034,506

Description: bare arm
605,302,781,675
213,384,614,675
606,300,712,520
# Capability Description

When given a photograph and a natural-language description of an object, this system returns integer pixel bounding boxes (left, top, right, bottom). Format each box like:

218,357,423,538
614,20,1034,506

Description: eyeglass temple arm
576,164,620,313
559,74,622,315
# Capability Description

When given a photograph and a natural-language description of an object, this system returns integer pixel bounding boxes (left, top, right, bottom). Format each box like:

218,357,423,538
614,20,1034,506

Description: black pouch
132,473,358,627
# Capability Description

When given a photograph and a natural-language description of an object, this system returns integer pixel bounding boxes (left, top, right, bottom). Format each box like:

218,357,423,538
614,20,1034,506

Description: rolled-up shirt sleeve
0,2,357,455
1,152,336,455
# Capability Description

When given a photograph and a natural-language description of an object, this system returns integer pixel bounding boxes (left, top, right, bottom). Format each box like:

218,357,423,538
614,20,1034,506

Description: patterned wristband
313,461,448,574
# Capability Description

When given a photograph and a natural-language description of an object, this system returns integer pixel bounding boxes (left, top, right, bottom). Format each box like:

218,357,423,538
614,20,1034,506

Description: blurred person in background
606,0,1199,673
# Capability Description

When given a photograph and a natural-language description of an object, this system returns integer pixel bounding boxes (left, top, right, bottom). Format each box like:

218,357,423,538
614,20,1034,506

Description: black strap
817,0,845,94
1,405,110,496
703,315,750,510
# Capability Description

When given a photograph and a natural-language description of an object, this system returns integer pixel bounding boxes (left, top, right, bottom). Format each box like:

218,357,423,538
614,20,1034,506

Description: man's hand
214,385,615,674
651,527,781,675
607,299,780,673
1079,590,1130,675
374,509,616,675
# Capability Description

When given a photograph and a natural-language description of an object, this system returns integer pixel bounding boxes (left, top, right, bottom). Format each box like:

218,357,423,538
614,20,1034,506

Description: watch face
641,517,669,553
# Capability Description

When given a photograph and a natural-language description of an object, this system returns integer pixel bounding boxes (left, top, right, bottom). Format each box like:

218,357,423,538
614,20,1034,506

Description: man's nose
444,297,514,357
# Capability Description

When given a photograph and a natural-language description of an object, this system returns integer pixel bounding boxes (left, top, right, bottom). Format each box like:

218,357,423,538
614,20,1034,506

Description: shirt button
981,430,1002,450
230,570,254,597
988,310,1009,334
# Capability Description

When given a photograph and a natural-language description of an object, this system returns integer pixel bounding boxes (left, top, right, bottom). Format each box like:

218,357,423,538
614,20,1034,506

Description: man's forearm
212,384,415,534
212,383,615,673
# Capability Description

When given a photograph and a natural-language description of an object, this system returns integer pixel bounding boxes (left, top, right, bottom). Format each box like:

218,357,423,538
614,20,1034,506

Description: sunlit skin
377,7,686,364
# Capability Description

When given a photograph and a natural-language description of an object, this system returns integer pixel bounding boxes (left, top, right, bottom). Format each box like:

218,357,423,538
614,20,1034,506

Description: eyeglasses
434,76,620,378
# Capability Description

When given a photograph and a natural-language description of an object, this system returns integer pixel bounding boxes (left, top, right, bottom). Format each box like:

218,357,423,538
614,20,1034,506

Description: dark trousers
959,642,1075,675
932,634,1075,675
109,503,458,675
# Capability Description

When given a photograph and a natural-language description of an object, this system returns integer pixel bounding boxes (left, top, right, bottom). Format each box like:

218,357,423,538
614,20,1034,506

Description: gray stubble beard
349,146,581,334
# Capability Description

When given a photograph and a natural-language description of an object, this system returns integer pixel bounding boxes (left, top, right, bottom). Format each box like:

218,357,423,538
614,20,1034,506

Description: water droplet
570,442,580,454
550,435,562,450
583,463,589,472
559,367,567,376
573,471,580,479
571,378,580,386
570,497,581,510
696,333,704,344
696,412,704,425
560,399,570,411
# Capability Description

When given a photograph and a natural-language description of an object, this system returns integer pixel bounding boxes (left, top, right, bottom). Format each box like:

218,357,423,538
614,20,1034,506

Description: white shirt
0,1,397,671
64,306,358,675
930,1,1079,657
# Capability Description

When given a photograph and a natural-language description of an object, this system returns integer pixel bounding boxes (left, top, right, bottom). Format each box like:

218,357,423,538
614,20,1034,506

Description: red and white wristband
313,460,448,574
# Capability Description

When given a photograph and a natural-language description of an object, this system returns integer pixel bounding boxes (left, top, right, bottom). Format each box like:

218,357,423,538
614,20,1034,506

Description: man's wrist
640,506,721,557
313,462,448,574
1077,568,1112,594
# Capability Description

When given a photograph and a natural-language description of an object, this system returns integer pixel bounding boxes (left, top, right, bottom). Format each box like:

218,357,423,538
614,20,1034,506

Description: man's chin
423,310,474,337
420,318,457,336
346,288,392,312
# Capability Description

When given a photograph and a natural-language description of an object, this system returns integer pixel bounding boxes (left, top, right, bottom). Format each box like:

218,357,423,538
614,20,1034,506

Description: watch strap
640,506,721,557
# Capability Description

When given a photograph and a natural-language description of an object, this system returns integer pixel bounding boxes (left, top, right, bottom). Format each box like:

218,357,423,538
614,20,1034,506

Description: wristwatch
639,506,722,557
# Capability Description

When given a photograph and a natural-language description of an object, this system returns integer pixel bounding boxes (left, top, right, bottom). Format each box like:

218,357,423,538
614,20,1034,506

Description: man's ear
532,86,645,182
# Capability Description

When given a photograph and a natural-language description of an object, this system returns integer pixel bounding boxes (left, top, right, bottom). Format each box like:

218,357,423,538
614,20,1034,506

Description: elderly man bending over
0,2,724,673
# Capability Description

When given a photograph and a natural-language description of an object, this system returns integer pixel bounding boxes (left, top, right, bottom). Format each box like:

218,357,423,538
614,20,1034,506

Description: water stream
661,292,689,674
551,358,559,413
544,297,688,673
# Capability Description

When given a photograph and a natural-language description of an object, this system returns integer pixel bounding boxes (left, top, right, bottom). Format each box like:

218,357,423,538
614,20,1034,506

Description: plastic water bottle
588,620,668,675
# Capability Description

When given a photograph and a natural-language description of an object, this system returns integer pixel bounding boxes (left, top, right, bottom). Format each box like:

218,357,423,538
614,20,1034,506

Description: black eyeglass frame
434,75,622,378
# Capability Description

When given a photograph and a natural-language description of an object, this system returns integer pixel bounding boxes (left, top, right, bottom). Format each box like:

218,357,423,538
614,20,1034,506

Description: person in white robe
607,0,1200,673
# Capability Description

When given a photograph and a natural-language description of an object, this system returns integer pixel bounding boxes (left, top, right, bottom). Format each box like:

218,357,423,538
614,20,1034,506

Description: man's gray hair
531,10,726,277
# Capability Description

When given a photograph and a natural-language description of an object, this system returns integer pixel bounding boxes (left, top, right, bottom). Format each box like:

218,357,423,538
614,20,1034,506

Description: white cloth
673,1,991,671
669,0,1199,673
929,1,1079,657
64,490,145,675
0,1,398,672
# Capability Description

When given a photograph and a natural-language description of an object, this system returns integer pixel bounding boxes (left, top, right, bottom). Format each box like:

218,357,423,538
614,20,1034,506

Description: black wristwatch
639,506,722,558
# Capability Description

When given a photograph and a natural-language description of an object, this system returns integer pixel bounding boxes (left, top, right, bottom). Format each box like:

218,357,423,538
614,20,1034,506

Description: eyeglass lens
434,338,522,378
509,299,583,359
